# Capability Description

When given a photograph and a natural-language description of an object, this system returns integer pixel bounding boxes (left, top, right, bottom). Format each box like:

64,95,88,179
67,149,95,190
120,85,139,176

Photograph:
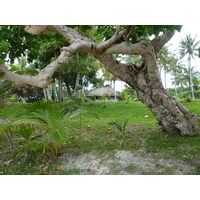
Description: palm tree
172,66,200,97
179,34,200,99
0,80,13,98
168,56,185,97
157,46,171,89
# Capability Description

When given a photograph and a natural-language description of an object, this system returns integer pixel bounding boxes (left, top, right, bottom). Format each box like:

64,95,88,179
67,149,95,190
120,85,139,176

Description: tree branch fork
0,25,174,88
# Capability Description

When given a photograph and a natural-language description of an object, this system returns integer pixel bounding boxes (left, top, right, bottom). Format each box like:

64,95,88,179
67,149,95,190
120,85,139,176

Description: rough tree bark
0,25,200,136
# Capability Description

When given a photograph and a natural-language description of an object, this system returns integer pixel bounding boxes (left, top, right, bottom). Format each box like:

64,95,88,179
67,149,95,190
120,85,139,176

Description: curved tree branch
0,41,90,88
0,49,67,88
151,31,175,54
94,54,137,87
49,25,93,44
96,29,126,50
103,41,152,55
1,25,161,89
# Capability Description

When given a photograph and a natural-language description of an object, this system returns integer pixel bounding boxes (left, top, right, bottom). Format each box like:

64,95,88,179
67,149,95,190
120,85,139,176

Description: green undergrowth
1,100,200,174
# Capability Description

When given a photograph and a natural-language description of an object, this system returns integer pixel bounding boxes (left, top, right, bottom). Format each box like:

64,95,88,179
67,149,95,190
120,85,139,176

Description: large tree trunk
134,75,200,136
96,53,200,136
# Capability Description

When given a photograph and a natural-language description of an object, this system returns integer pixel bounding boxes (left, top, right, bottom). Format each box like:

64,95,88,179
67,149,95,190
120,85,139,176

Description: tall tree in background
175,66,200,89
157,46,171,89
179,34,200,99
1,25,200,136
168,56,185,97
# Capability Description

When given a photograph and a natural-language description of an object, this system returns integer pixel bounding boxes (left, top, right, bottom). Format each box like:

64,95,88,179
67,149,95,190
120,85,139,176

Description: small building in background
86,87,121,101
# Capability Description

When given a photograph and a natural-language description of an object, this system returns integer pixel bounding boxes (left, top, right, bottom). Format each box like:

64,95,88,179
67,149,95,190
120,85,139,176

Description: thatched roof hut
87,87,120,99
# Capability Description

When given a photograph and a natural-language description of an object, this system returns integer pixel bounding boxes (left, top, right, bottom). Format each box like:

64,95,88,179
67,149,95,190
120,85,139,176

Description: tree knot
140,41,149,49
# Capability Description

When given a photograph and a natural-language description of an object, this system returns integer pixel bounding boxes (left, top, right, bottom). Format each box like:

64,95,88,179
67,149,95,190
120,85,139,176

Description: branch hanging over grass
0,39,93,88
0,49,68,88
0,25,161,89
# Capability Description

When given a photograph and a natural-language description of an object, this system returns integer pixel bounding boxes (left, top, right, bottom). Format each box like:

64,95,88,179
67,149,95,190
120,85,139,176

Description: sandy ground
61,150,195,175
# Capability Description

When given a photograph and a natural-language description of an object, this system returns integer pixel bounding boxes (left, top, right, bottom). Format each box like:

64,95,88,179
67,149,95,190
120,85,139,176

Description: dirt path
61,150,195,175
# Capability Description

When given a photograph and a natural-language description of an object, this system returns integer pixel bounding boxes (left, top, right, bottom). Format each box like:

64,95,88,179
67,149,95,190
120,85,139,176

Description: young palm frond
0,103,30,135
108,119,129,147
0,80,13,97
24,101,86,155
0,101,85,155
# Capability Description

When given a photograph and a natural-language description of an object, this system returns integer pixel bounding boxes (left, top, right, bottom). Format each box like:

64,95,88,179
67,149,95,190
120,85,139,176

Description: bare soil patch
61,150,195,175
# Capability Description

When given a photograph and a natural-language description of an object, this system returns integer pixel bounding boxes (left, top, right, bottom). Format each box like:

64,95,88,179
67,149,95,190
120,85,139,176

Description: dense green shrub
10,84,44,102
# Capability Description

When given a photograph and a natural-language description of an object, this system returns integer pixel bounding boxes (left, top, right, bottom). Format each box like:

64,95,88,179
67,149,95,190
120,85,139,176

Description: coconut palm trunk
58,71,64,102
113,78,117,101
164,70,167,89
174,75,178,97
46,85,52,101
73,53,81,95
188,55,195,99
53,80,59,102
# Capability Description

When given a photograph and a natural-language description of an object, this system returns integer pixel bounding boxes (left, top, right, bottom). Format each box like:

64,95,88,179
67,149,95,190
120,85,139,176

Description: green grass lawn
0,100,200,175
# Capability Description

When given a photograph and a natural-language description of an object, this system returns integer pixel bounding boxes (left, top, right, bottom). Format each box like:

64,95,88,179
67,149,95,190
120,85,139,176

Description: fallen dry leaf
55,165,62,171
4,159,14,165
39,157,46,164
42,166,49,171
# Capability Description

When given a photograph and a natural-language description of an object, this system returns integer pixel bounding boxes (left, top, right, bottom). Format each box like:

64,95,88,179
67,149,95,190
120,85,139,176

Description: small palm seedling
0,103,28,151
16,123,35,144
101,94,107,108
122,91,131,104
108,119,129,148
25,101,85,156
0,80,13,99
0,101,84,156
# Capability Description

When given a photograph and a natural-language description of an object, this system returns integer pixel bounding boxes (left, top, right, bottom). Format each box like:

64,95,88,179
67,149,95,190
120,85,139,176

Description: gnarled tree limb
103,41,152,55
0,41,86,88
96,29,126,51
151,31,175,54
49,25,93,44
94,54,137,87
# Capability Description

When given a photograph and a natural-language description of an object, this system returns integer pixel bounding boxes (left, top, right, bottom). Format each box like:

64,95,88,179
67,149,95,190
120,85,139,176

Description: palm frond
0,80,13,96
